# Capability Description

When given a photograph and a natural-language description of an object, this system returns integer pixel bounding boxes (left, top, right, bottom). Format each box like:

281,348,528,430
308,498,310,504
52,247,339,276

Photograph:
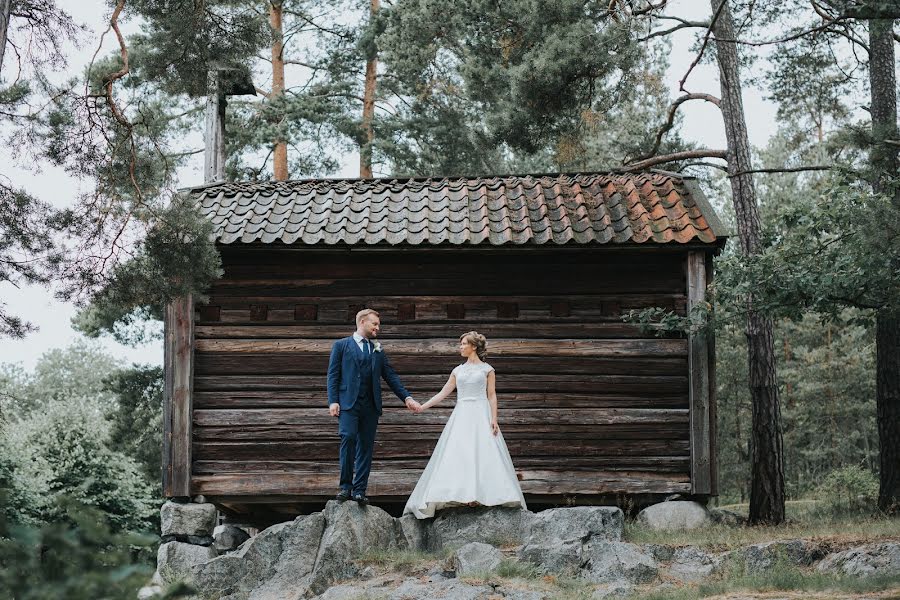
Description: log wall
188,246,709,507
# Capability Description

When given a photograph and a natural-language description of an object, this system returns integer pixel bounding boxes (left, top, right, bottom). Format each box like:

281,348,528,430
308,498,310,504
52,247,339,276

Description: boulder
591,580,633,598
519,506,623,574
160,501,218,542
156,541,217,585
214,524,251,553
308,500,406,595
398,513,430,552
450,542,504,577
429,506,533,551
709,507,747,527
189,512,325,600
664,547,724,582
816,542,900,577
583,540,659,585
731,539,824,574
635,501,710,531
137,585,162,600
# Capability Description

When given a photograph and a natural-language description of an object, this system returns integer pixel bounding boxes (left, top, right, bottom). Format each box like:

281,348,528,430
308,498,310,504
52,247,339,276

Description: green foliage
2,396,158,532
817,465,880,515
0,340,120,418
74,197,222,343
0,494,158,600
103,365,164,486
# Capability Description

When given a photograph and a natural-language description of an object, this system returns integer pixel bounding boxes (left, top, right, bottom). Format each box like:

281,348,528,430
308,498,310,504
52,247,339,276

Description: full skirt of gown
403,362,527,519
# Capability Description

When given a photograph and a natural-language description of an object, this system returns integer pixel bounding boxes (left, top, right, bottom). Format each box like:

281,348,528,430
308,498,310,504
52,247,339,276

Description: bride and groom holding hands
327,308,527,519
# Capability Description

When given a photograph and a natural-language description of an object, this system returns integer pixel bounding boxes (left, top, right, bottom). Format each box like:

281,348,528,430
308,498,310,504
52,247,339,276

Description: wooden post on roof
687,251,712,494
204,70,226,183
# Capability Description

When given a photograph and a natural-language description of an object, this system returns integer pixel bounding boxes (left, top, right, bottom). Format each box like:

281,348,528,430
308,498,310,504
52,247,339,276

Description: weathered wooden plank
193,391,689,409
193,373,689,394
193,407,689,427
194,322,658,339
164,295,194,497
191,469,691,497
194,338,688,357
193,438,691,461
192,456,692,474
193,353,687,377
687,251,712,494
706,251,719,496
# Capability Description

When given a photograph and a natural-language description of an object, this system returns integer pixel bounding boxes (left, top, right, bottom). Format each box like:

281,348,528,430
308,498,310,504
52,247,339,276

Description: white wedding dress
403,361,527,519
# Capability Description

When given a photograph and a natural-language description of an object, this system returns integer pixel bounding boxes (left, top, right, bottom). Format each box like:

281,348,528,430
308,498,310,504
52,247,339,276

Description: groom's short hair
356,308,380,325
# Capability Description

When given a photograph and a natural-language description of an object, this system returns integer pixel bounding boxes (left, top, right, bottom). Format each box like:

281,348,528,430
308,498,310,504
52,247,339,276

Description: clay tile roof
183,172,729,246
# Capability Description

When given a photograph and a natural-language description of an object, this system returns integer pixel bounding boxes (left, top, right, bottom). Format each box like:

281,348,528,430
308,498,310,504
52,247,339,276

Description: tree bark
360,0,379,178
270,0,288,181
0,0,12,76
868,16,900,514
710,0,785,524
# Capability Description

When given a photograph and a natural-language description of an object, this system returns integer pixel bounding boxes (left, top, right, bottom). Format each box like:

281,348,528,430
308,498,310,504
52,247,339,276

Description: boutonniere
373,341,382,353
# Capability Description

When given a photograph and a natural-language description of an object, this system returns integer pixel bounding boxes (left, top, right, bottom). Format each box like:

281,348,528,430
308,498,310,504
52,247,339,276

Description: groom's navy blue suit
327,336,411,496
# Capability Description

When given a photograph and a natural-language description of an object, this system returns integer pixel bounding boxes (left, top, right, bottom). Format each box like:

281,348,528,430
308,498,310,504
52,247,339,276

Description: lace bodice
452,362,494,402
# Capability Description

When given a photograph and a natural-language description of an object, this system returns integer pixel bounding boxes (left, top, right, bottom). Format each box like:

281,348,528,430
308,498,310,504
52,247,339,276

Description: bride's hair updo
460,331,488,361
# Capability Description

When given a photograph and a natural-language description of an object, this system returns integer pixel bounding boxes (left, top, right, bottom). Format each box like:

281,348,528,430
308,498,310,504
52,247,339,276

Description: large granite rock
398,513,430,552
729,539,824,574
816,542,900,577
582,541,659,585
160,501,218,543
664,547,724,582
309,500,407,595
635,501,710,531
709,507,747,527
450,542,504,577
429,506,533,551
190,512,326,600
157,541,217,585
518,506,623,575
214,524,251,553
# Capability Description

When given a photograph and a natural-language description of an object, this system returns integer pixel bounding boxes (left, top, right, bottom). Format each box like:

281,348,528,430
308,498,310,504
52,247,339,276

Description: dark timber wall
174,244,716,516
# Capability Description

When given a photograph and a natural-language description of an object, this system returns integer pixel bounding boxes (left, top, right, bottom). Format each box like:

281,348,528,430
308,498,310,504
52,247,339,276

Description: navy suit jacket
327,336,411,415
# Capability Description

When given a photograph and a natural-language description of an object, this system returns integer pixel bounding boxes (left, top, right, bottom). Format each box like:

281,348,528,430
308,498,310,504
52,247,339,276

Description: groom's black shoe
335,489,351,502
352,493,369,505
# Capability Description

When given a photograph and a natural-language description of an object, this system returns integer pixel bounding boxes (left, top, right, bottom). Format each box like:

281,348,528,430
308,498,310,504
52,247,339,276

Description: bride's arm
421,374,456,410
487,370,499,435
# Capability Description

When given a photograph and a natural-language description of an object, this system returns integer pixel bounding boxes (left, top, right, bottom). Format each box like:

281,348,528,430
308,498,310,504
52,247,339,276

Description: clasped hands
405,397,425,413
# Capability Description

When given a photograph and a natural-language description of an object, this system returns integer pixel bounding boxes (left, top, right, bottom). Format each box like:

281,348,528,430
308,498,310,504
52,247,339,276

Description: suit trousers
338,391,379,495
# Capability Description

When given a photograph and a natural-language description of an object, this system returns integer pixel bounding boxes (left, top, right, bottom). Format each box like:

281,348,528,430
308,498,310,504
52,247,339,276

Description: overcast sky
0,1,778,370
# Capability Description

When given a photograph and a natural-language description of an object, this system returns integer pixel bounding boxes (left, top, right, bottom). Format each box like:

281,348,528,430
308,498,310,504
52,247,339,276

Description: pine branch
618,149,728,171
631,93,721,163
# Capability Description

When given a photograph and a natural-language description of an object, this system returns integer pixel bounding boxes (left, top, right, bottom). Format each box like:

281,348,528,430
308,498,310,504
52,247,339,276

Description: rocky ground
143,500,900,600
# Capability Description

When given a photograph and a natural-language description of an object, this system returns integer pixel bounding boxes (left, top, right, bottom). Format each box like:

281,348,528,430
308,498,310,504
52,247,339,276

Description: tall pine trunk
360,0,379,178
868,16,900,514
710,0,785,524
0,0,11,75
270,0,288,180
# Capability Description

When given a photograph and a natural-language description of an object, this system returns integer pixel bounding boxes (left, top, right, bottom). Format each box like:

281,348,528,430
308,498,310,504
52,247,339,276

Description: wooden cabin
163,171,729,521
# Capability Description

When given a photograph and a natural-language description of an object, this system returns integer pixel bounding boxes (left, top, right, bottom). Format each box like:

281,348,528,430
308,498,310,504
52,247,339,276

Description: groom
327,308,420,504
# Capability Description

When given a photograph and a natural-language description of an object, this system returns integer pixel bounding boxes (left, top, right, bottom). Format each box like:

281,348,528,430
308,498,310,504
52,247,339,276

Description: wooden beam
687,251,712,494
163,295,195,497
706,251,719,495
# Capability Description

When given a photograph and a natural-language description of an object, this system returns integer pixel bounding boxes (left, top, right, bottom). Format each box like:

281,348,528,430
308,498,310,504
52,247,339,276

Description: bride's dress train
403,362,527,519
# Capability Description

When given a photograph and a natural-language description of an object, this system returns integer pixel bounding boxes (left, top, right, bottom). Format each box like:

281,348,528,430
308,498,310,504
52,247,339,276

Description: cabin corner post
163,295,195,498
687,251,713,495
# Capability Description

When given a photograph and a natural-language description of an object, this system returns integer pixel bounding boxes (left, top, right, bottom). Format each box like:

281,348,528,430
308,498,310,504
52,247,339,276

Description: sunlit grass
625,499,900,550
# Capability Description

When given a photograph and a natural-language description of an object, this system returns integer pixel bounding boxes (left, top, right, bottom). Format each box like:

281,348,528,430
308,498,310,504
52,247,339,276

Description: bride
403,332,527,519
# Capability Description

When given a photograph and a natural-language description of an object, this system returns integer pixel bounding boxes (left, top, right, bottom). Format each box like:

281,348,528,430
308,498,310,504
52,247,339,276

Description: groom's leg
352,402,378,496
338,405,360,493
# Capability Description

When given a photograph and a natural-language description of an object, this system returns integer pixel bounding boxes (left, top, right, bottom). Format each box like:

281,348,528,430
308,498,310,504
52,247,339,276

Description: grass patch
461,561,594,599
625,500,900,550
354,548,444,574
631,557,900,599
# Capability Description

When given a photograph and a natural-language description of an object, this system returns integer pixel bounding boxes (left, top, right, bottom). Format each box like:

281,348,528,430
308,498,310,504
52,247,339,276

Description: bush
2,397,158,533
816,465,879,515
